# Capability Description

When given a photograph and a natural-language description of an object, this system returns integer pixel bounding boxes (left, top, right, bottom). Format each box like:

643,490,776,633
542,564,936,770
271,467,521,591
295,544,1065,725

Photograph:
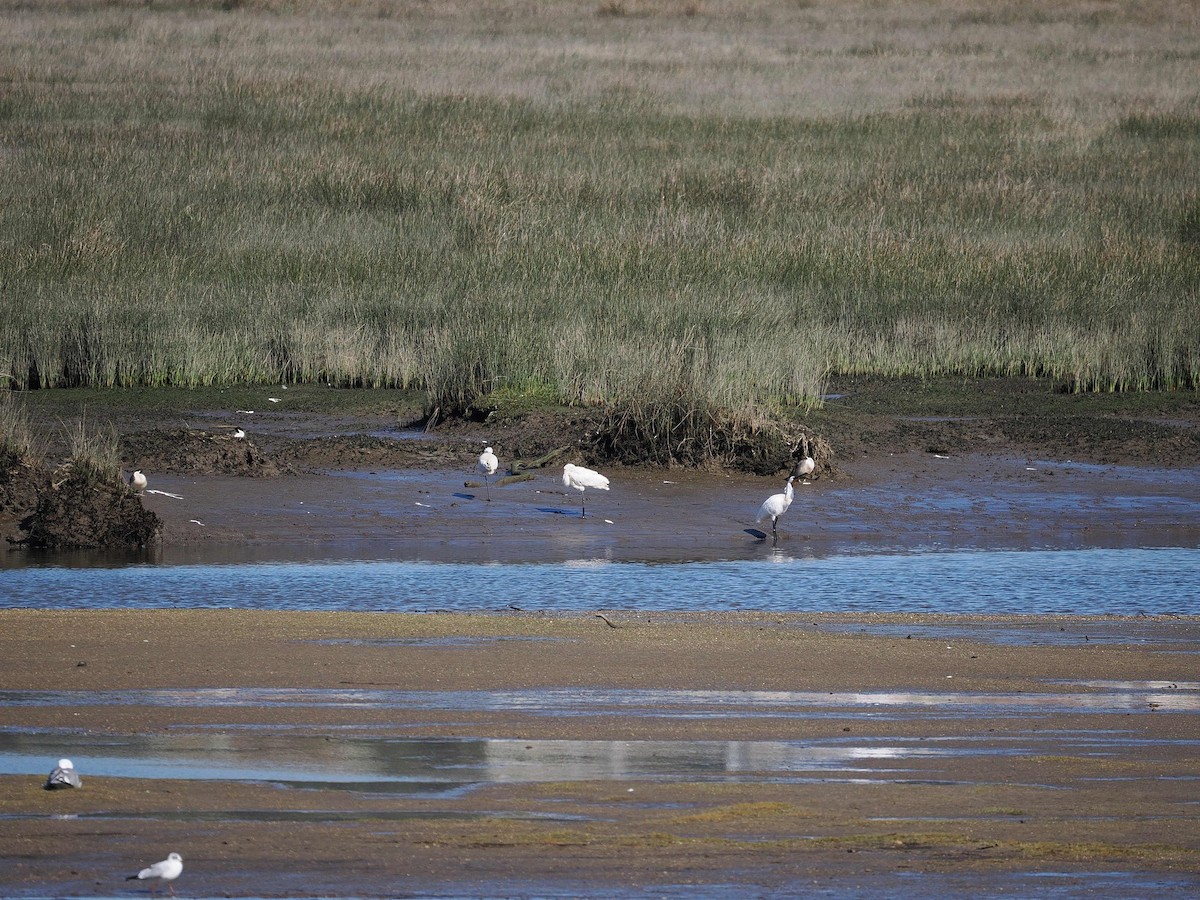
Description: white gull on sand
127,852,183,895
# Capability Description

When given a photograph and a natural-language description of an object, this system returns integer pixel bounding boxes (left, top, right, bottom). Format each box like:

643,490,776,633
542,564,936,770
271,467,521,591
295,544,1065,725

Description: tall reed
1,0,1196,426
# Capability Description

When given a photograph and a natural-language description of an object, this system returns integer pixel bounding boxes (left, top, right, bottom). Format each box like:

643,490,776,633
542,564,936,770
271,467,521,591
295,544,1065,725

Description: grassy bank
2,0,1197,423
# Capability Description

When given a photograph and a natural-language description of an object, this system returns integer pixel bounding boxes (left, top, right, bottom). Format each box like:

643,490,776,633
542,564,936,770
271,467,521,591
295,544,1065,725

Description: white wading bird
45,758,81,790
477,446,499,501
129,470,148,495
126,852,183,895
562,463,610,518
756,475,796,541
794,455,816,482
232,427,246,440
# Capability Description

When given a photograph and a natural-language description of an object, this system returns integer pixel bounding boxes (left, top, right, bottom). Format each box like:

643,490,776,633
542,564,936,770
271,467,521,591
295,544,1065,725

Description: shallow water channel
2,545,1198,615
2,463,1199,898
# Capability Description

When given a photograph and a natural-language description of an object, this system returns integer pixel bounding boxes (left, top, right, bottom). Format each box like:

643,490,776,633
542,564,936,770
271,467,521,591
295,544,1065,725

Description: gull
756,475,796,542
476,446,499,502
45,758,81,790
562,463,610,518
129,470,147,495
127,852,183,895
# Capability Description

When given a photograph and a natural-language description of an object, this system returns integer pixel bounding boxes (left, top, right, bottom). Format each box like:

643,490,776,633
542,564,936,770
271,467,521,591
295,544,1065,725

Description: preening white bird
232,427,246,440
795,456,816,482
45,758,81,790
756,475,796,540
477,446,499,501
127,852,183,895
562,463,610,518
129,470,147,495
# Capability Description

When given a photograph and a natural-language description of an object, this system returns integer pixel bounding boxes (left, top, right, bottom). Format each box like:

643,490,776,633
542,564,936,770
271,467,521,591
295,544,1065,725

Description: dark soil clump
273,433,471,471
124,430,284,476
0,448,50,545
24,466,160,550
583,403,832,475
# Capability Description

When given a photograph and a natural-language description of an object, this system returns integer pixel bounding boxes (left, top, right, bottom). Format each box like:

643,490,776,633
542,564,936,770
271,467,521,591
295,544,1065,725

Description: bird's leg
484,475,491,502
581,496,587,518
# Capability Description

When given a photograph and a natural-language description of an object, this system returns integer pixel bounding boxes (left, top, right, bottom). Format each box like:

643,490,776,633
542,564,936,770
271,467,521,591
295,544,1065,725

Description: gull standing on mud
562,463,610,518
756,475,796,542
126,852,183,895
44,758,81,790
476,446,499,501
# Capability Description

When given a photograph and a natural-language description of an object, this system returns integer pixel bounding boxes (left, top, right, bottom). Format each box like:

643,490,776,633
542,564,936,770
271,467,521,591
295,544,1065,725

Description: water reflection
2,729,1195,790
0,732,1059,789
3,684,1198,714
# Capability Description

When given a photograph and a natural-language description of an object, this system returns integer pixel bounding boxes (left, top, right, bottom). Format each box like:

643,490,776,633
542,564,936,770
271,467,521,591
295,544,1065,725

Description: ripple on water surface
2,547,1198,615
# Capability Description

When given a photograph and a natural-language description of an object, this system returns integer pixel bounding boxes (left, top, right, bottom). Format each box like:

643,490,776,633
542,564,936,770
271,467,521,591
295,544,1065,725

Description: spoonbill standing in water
477,446,499,501
127,852,183,895
562,463,610,518
756,475,796,541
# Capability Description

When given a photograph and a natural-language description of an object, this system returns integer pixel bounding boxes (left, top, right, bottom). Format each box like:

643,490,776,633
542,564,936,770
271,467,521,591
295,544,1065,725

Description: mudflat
2,378,1199,896
1,609,1198,897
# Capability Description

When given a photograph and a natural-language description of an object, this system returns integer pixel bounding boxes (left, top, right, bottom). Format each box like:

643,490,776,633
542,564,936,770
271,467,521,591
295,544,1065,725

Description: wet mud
0,610,1197,897
20,467,159,551
2,378,1198,896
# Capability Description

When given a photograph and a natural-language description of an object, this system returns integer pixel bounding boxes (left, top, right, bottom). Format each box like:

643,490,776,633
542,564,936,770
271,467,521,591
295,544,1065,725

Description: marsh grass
1,0,1197,446
63,413,121,483
0,392,35,461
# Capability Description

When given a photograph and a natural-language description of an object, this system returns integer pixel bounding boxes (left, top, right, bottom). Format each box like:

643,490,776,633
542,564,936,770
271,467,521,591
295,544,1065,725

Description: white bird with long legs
126,852,183,896
756,475,796,541
476,446,499,501
562,463,610,518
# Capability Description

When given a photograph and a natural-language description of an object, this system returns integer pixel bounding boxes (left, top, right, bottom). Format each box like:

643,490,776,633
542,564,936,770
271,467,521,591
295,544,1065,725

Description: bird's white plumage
562,463,610,517
45,758,81,789
477,447,498,477
232,428,246,440
129,852,183,885
130,470,147,494
795,456,816,480
476,447,499,501
756,476,796,535
562,463,610,492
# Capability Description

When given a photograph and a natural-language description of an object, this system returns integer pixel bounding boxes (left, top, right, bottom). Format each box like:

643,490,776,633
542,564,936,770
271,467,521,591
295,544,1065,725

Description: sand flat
1,609,1197,896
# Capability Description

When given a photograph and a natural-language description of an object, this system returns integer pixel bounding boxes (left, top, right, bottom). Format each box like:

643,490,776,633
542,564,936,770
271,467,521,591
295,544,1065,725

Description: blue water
2,547,1198,615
